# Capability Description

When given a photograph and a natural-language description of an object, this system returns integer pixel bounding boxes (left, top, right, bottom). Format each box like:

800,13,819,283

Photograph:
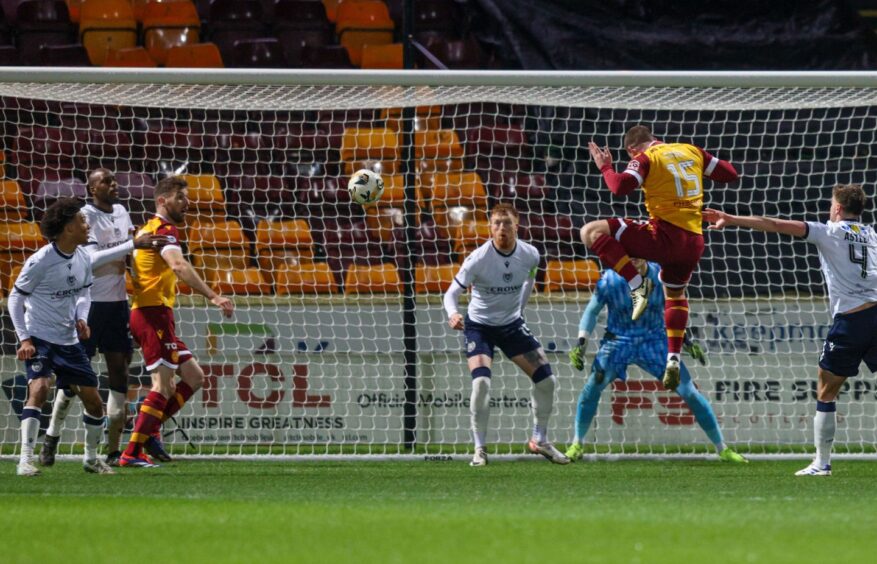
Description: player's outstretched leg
469,368,491,467
675,364,747,463
40,388,75,466
662,294,690,390
796,400,835,476
527,366,569,464
583,224,650,320
120,390,167,468
566,362,613,461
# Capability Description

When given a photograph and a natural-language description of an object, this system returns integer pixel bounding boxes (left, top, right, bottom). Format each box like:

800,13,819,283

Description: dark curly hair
40,197,83,241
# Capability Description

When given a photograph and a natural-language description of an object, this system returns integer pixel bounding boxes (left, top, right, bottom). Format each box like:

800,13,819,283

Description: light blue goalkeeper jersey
580,262,664,339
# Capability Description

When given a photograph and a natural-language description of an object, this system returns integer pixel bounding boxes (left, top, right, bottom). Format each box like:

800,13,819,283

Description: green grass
1,458,875,563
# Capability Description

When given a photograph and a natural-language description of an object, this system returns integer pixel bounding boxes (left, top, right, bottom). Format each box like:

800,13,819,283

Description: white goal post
1,68,876,459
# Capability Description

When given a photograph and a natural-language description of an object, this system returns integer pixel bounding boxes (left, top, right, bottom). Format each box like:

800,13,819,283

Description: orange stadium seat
255,219,316,285
66,0,83,22
360,42,402,69
340,127,399,162
415,262,456,294
364,205,402,243
104,46,157,66
140,0,200,65
322,0,371,23
181,174,225,220
0,222,45,292
544,259,601,293
79,0,138,65
335,0,394,66
131,0,190,21
419,171,488,210
188,220,270,295
273,261,337,295
165,42,224,67
344,262,401,294
0,180,28,222
343,158,397,177
6,264,23,296
415,129,463,159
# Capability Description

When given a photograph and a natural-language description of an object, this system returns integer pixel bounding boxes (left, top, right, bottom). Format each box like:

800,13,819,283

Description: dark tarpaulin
470,0,877,69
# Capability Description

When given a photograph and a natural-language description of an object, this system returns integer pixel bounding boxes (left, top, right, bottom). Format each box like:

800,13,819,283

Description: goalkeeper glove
682,330,707,366
569,338,587,371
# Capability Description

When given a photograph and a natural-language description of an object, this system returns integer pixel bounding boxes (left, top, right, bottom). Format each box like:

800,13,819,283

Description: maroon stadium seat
274,0,329,29
207,0,266,63
36,43,91,66
15,0,76,64
0,44,18,64
276,27,331,67
300,44,354,68
229,37,287,68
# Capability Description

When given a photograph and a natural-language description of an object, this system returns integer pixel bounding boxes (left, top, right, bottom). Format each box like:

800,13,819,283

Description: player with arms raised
444,203,569,467
581,125,738,390
120,176,234,467
704,184,877,476
565,258,747,463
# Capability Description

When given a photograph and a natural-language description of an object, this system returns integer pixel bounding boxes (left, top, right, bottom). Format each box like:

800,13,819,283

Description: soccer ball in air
348,169,384,205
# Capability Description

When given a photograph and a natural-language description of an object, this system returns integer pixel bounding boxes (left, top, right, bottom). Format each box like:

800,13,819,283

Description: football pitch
1,458,875,563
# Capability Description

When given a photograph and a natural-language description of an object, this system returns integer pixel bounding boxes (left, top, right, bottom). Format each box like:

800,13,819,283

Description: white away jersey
13,243,93,345
82,203,134,302
453,240,540,326
806,219,877,317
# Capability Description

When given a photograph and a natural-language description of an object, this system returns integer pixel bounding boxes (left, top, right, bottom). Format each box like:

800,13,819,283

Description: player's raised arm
703,208,807,237
588,141,640,196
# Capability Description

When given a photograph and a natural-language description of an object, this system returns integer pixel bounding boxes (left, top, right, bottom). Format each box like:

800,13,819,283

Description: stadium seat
276,27,332,67
340,127,398,162
342,158,397,177
140,0,200,65
255,218,315,283
415,262,456,294
33,176,88,209
543,259,600,293
188,219,268,294
335,0,394,66
343,262,401,294
465,123,530,161
299,44,354,68
0,180,28,221
15,0,77,65
104,46,157,66
418,171,488,210
0,221,45,291
322,0,371,23
5,263,23,296
66,0,83,22
229,37,287,68
413,0,457,34
273,261,337,295
115,171,154,226
79,0,137,65
415,129,463,159
165,41,224,67
36,42,92,65
181,173,225,220
448,215,489,255
207,0,266,63
360,42,402,69
436,36,484,70
364,204,402,243
274,0,330,29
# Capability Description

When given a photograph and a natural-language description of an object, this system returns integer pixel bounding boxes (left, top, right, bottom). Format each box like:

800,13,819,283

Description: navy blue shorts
819,305,877,377
464,316,541,359
83,300,133,357
26,336,99,389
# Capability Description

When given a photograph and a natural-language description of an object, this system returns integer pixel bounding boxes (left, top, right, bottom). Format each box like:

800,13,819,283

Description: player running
565,258,747,463
581,125,738,390
704,184,877,476
443,203,569,467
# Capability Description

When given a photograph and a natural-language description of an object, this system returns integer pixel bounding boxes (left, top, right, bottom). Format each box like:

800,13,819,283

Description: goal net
1,69,876,458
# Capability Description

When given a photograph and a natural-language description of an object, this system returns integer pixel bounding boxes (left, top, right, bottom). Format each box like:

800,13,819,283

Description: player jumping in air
704,184,877,476
444,203,569,466
581,125,738,390
565,258,747,463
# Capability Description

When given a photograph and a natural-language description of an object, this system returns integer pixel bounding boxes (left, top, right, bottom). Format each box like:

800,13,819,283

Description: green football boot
719,447,749,464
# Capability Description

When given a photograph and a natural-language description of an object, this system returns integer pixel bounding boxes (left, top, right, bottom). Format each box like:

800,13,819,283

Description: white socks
46,390,74,438
106,389,127,453
20,407,40,463
470,377,491,449
531,375,556,444
814,402,836,467
83,412,105,463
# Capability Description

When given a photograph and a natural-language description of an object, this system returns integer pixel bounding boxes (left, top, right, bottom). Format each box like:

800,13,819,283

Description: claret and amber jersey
623,142,719,234
131,215,182,309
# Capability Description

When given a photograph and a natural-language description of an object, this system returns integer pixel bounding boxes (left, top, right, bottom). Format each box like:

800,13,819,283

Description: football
347,169,385,205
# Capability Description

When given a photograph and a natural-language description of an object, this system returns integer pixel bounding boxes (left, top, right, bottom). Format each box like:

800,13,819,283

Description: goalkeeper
565,258,747,463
